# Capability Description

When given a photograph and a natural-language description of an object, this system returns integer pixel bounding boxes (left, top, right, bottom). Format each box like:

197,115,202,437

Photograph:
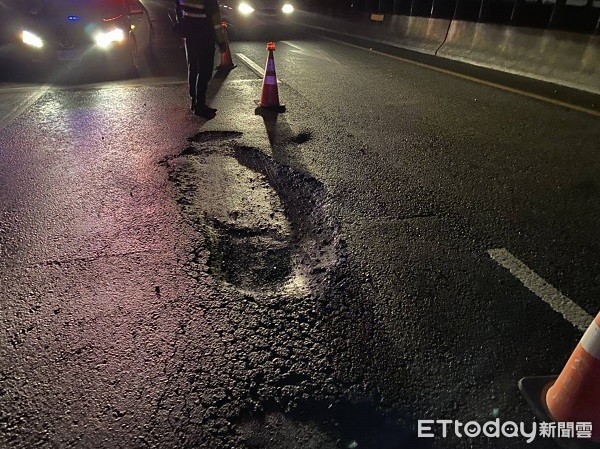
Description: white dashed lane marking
488,248,594,332
235,53,265,78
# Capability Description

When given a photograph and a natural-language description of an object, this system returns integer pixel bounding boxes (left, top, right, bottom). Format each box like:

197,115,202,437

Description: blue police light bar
68,15,80,21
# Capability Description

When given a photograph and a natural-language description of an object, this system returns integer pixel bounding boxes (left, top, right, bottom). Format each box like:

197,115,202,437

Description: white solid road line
312,33,600,118
0,84,51,133
488,248,594,332
235,53,264,78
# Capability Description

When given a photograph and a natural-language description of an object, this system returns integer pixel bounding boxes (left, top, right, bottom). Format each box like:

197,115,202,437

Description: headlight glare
22,30,44,49
238,3,255,15
95,28,125,48
282,3,294,13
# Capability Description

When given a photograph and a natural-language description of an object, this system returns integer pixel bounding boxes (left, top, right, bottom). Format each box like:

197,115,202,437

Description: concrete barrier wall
294,10,450,55
293,10,600,94
437,21,600,94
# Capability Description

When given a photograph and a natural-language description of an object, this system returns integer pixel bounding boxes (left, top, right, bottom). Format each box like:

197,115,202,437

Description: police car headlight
238,2,254,15
22,30,44,49
95,28,125,49
281,3,294,13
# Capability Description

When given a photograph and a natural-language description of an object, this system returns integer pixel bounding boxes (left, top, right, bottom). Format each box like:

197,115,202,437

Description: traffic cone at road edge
519,312,600,446
547,313,600,441
255,41,285,114
216,21,236,72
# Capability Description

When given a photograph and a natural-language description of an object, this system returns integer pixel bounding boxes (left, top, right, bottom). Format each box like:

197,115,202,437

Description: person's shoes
194,105,217,120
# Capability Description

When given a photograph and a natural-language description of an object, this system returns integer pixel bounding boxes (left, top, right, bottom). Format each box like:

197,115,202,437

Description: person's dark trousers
183,17,216,110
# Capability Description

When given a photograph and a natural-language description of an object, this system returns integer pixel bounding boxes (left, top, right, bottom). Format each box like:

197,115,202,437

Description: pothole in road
159,131,383,449
167,131,342,296
212,222,292,290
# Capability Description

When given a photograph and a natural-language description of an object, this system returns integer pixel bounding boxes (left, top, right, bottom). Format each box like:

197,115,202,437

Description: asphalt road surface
1,1,599,448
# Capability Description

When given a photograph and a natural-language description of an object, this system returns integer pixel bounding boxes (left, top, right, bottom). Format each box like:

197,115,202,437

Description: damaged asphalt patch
155,130,416,448
169,131,342,297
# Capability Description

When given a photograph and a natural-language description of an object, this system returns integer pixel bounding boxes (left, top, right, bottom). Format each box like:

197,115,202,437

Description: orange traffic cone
519,312,600,446
546,313,600,442
216,21,236,72
255,42,285,113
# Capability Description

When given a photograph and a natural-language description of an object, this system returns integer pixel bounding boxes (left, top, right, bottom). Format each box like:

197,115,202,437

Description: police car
5,0,154,77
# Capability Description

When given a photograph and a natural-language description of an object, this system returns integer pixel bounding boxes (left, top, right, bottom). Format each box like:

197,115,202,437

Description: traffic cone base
255,104,286,114
217,62,236,71
519,376,600,448
518,375,556,421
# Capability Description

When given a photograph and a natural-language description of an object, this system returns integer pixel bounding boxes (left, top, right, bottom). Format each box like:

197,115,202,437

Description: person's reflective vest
176,0,226,45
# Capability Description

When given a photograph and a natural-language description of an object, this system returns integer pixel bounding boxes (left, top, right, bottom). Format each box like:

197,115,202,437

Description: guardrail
438,20,600,93
293,8,600,94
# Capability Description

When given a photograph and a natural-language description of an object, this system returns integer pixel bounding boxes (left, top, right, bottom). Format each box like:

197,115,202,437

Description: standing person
175,0,227,119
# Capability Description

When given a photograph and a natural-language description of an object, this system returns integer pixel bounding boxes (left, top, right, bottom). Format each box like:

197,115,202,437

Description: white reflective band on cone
581,319,600,360
263,76,277,84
